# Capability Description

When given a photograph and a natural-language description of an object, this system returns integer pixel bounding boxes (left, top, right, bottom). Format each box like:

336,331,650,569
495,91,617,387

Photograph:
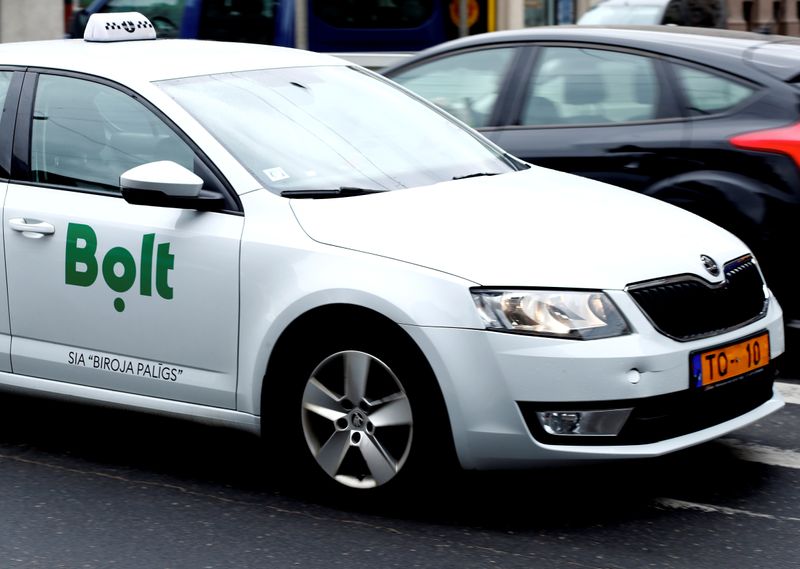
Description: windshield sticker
68,350,183,382
65,222,174,313
263,167,290,182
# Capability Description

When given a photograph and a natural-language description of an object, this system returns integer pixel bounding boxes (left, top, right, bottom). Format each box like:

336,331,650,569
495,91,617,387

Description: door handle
8,218,56,238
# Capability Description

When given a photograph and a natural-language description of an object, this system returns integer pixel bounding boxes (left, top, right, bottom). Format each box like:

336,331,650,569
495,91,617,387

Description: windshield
158,66,519,195
577,4,663,24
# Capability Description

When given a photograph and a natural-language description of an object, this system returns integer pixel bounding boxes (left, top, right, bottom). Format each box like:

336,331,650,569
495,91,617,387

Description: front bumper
403,292,785,470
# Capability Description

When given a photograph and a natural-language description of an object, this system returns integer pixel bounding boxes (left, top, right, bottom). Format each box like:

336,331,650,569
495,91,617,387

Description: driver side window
31,74,194,192
389,47,517,128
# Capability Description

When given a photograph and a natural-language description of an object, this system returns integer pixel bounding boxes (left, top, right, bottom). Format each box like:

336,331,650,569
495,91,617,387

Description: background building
0,0,64,42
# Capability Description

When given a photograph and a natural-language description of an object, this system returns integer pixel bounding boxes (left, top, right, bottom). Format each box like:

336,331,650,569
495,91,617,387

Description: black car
383,26,800,327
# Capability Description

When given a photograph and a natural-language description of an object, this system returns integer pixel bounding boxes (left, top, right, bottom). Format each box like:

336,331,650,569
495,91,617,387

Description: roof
382,25,800,81
0,38,348,84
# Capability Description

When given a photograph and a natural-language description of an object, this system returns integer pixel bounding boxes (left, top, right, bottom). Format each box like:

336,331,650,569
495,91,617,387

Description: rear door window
0,72,10,107
523,47,665,126
672,64,755,116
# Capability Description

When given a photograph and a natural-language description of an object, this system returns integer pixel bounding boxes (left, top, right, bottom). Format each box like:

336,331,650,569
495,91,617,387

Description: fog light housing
536,408,632,436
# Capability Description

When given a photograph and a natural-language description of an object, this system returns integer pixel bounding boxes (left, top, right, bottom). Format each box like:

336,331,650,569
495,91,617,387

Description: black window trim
662,58,766,122
0,67,25,180
12,67,243,215
495,41,689,131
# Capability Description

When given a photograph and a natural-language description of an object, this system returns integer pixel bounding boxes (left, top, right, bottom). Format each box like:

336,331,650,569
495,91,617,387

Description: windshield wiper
452,172,502,180
280,187,386,199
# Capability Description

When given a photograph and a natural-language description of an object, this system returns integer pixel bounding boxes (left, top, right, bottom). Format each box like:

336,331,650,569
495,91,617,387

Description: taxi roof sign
84,12,156,42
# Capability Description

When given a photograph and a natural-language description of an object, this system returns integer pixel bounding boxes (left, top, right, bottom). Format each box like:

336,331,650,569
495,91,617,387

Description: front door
4,72,242,408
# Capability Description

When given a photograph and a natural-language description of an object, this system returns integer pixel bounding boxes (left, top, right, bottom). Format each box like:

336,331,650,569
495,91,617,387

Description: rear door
488,44,691,193
3,71,243,408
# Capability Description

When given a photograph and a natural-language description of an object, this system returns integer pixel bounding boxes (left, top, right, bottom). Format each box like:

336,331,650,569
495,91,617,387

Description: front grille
518,361,777,446
627,255,768,341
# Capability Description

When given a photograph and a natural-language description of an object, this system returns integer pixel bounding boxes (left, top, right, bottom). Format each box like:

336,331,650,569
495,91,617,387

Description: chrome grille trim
626,255,768,341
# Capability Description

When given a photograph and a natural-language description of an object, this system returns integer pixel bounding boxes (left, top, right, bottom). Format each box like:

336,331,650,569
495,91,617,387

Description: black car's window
388,47,517,127
0,72,10,108
0,71,12,178
523,47,662,126
672,64,755,116
31,74,194,192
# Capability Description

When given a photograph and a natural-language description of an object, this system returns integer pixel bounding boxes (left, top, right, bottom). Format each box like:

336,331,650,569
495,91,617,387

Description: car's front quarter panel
235,189,785,471
235,189,483,416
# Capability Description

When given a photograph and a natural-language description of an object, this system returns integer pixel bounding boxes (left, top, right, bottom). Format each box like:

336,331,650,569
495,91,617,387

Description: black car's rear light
730,122,800,168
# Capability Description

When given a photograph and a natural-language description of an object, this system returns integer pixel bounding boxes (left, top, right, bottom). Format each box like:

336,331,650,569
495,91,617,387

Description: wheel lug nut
341,399,354,411
351,431,361,444
335,417,349,430
366,422,374,434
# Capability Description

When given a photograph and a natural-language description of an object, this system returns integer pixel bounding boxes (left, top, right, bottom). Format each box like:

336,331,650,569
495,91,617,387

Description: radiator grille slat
628,256,768,341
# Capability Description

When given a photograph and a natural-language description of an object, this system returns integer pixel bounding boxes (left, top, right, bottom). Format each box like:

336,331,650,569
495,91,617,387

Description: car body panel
290,167,745,289
383,26,800,324
0,31,786,479
4,183,243,408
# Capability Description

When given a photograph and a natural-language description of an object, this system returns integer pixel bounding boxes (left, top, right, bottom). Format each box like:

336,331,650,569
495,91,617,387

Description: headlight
471,289,630,340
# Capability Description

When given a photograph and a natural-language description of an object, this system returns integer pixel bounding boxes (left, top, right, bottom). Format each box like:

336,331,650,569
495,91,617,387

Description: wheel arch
642,170,777,244
260,303,452,426
259,302,460,476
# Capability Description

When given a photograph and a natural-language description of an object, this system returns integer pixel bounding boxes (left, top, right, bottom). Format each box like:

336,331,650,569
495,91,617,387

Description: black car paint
383,27,800,322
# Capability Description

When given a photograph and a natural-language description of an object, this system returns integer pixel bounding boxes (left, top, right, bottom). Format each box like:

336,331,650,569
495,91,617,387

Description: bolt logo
65,223,174,313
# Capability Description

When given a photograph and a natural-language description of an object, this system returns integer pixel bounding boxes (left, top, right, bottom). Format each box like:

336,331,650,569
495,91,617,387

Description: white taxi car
0,13,785,496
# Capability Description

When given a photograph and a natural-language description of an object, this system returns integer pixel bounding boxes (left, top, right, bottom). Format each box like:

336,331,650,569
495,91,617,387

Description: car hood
289,168,748,289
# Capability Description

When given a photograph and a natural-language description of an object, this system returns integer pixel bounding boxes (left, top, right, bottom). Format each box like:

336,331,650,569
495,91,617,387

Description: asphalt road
0,377,797,569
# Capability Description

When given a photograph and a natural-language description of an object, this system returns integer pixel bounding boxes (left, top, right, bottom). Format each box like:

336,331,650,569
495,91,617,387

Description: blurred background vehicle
576,0,726,27
68,0,498,51
3,0,799,44
382,25,800,328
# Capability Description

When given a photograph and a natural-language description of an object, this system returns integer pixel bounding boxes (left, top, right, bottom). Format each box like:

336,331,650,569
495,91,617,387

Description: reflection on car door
3,72,243,408
489,45,691,192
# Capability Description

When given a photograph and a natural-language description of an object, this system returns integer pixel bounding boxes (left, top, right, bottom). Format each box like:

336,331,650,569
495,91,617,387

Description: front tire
270,323,453,501
301,349,413,490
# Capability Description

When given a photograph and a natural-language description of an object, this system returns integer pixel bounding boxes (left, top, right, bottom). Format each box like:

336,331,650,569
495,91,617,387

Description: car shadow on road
0,392,772,532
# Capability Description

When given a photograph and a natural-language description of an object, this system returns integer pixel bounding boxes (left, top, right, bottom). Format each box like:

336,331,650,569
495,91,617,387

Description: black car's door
485,44,692,193
384,43,531,130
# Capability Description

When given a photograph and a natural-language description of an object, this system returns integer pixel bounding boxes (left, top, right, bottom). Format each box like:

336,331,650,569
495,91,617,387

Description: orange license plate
690,332,770,389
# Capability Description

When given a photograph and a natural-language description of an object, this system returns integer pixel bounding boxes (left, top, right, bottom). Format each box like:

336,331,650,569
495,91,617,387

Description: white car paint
0,22,786,489
291,167,744,288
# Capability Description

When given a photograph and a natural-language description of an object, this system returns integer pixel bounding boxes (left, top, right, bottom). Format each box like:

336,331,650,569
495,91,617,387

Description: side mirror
120,161,224,211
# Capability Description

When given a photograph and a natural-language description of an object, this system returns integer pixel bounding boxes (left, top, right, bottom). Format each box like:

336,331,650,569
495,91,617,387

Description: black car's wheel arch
644,170,787,244
644,170,798,316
